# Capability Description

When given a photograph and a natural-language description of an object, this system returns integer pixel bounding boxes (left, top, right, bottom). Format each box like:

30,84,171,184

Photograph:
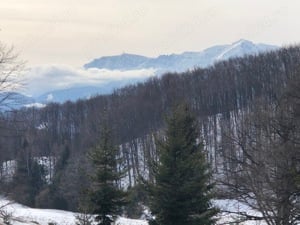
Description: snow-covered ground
0,197,266,225
0,197,147,225
215,199,266,225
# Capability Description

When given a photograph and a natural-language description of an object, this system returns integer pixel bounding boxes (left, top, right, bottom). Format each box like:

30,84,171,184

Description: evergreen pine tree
149,105,217,225
12,139,46,207
88,125,127,225
51,146,70,209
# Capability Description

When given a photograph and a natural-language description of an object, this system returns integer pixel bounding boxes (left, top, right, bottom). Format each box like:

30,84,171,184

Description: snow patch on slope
0,197,147,225
214,199,265,225
0,197,267,225
216,39,274,61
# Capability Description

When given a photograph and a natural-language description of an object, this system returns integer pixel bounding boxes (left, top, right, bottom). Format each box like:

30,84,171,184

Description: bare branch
0,42,26,111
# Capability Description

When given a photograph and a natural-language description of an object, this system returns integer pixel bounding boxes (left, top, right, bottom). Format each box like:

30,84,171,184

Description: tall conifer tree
149,105,217,225
88,124,127,225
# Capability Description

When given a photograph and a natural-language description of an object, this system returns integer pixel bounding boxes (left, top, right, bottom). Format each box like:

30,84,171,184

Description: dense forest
0,45,299,223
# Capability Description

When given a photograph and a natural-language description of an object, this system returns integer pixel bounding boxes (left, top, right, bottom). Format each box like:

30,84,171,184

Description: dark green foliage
35,186,68,210
88,125,127,225
149,105,217,225
35,146,70,210
49,146,70,209
54,146,70,175
76,186,94,225
11,140,46,207
125,183,148,218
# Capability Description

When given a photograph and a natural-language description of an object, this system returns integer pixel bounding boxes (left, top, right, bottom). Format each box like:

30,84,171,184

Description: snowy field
215,199,266,225
0,197,147,225
0,197,265,225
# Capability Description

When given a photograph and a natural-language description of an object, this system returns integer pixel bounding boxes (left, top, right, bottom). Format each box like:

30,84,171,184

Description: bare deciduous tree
221,79,300,225
0,42,25,110
0,41,25,199
0,200,14,224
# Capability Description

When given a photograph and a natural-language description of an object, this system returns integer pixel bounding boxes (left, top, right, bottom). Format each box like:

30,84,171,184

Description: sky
1,0,299,96
1,0,299,66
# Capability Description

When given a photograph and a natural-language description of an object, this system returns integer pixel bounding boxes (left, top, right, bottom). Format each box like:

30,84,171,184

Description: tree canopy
149,105,217,225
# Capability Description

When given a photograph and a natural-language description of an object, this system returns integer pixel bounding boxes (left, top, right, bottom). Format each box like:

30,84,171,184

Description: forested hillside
0,45,299,216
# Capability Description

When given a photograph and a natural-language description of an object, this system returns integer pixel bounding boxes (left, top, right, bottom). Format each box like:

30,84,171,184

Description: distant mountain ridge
26,39,278,105
84,39,277,72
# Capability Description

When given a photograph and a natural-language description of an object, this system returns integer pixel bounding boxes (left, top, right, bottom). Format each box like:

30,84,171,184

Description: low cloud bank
22,64,156,97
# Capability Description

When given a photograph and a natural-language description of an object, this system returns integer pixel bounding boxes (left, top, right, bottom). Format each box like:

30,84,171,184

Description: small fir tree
149,105,217,225
88,125,127,225
11,139,46,207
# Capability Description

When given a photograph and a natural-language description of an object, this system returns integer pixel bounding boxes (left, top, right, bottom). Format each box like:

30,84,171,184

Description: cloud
25,102,46,108
22,64,156,97
46,94,54,102
2,0,296,67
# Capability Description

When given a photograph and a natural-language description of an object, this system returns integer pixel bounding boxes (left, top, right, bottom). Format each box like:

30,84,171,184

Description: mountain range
84,39,277,72
23,39,277,106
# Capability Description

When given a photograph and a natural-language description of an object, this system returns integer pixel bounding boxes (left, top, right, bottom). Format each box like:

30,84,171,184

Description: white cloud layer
22,64,156,97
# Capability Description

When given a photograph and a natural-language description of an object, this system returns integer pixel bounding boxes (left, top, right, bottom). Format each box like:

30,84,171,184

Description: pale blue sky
1,0,299,66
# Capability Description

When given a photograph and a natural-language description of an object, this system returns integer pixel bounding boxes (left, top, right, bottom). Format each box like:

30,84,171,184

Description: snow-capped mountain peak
85,39,277,72
216,39,274,60
232,38,253,45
